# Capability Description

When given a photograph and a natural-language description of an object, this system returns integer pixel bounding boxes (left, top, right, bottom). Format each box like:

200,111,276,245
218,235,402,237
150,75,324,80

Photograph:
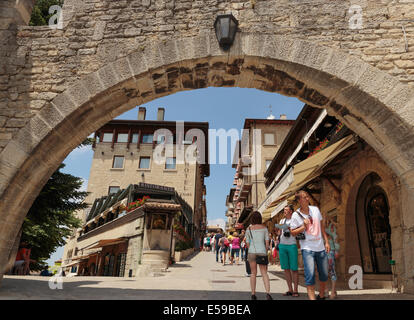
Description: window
156,135,174,144
165,157,176,170
264,133,275,145
132,133,139,143
112,156,124,169
142,134,153,144
102,133,113,142
109,186,120,195
266,160,272,169
139,157,150,169
117,133,128,143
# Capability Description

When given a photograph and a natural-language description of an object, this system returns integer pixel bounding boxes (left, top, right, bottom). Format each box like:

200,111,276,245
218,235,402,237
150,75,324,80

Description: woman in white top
276,205,299,297
245,211,273,300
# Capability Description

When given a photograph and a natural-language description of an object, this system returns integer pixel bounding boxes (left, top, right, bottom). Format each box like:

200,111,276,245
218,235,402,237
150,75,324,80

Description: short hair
250,211,262,225
233,232,238,237
285,205,294,212
295,190,310,202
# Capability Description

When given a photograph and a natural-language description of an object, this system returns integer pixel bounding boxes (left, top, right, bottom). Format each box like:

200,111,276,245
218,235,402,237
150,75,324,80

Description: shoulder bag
293,212,306,241
248,227,269,265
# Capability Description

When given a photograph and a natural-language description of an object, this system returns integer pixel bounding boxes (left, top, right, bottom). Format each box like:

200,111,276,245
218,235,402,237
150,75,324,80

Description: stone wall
319,144,405,290
2,0,414,155
1,0,414,291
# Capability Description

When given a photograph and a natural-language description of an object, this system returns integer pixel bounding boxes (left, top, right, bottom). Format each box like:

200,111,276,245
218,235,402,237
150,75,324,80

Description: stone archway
340,148,402,283
1,0,414,292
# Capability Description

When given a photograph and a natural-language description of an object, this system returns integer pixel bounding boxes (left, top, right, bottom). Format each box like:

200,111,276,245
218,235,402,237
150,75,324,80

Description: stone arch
340,147,402,279
1,33,414,289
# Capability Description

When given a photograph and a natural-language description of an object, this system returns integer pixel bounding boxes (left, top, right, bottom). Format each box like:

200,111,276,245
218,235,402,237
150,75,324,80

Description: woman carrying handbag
245,211,273,300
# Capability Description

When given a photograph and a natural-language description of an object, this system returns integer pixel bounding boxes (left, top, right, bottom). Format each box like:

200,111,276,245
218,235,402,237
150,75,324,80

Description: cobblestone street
1,251,413,300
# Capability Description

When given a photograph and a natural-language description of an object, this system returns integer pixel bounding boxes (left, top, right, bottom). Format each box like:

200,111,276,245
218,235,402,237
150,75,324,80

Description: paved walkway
1,251,413,300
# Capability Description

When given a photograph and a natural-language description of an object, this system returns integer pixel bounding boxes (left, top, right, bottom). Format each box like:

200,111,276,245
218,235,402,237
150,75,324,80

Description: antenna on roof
267,105,275,120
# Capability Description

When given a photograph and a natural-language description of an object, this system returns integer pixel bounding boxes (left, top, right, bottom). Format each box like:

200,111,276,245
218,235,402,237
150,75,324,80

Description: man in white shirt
290,190,330,300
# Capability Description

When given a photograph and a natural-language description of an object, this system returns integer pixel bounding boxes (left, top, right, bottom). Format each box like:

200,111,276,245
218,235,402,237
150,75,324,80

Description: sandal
292,292,299,297
316,294,326,300
283,291,293,296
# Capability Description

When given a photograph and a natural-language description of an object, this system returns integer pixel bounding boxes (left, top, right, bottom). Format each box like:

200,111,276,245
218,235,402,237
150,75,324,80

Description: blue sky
46,87,304,265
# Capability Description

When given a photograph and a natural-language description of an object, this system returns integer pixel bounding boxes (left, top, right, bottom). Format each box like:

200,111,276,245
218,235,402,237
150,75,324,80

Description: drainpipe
254,122,258,209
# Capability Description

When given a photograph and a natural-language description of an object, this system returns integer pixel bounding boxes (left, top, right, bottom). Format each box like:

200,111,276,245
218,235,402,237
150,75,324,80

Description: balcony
238,177,252,201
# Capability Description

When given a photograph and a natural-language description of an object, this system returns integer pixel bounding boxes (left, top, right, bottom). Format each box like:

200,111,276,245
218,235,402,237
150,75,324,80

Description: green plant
175,240,193,252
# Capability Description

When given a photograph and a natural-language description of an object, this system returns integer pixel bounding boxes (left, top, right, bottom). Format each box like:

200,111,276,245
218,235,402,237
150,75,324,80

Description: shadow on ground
0,276,412,300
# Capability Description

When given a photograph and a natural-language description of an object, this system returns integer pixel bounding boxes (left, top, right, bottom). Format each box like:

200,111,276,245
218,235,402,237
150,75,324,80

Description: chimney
138,107,146,120
280,114,287,120
157,107,165,121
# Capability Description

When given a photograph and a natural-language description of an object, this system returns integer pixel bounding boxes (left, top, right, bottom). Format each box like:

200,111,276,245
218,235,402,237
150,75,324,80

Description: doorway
355,173,392,274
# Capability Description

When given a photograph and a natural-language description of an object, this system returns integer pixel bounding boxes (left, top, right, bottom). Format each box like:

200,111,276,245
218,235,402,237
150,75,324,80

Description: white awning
258,167,293,213
62,261,80,268
270,200,288,218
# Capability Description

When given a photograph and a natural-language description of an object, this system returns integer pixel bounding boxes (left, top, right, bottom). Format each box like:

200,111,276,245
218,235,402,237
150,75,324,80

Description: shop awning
258,167,293,214
62,261,81,268
261,135,355,222
86,238,127,249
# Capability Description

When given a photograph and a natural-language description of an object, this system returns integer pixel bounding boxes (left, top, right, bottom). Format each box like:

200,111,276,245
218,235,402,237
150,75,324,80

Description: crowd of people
202,189,340,300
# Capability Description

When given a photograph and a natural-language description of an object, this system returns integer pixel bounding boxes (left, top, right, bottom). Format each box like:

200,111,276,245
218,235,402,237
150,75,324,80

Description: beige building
62,108,209,276
230,116,295,228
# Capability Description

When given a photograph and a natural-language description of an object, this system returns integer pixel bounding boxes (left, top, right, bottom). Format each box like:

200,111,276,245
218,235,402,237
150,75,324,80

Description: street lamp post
214,14,239,51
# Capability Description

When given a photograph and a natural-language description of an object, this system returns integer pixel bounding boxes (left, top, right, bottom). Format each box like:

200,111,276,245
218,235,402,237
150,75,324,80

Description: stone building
262,105,406,291
84,107,207,239
62,108,209,276
230,116,295,228
62,183,189,277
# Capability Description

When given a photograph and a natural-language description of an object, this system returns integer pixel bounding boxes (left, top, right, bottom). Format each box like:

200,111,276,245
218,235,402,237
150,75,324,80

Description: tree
21,163,89,269
29,0,64,26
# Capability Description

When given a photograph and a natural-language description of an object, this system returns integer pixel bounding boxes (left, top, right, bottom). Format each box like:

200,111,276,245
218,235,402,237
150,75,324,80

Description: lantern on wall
214,14,239,51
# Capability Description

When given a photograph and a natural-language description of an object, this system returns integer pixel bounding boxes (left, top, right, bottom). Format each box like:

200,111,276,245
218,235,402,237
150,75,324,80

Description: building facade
229,116,295,229
62,108,209,276
262,105,408,291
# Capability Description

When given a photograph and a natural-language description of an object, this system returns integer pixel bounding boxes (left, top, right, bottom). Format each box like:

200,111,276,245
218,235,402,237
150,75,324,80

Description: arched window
355,173,392,274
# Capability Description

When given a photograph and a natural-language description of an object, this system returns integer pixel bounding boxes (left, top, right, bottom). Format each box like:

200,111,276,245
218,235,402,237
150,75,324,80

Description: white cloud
69,144,92,157
80,179,88,192
207,218,225,230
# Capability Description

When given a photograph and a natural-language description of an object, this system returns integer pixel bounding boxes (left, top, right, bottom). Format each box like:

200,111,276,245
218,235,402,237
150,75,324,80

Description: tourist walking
219,234,229,265
240,230,246,261
277,205,299,297
230,232,241,265
268,234,276,265
325,217,340,299
214,231,223,262
205,234,211,252
245,211,273,300
290,190,330,300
